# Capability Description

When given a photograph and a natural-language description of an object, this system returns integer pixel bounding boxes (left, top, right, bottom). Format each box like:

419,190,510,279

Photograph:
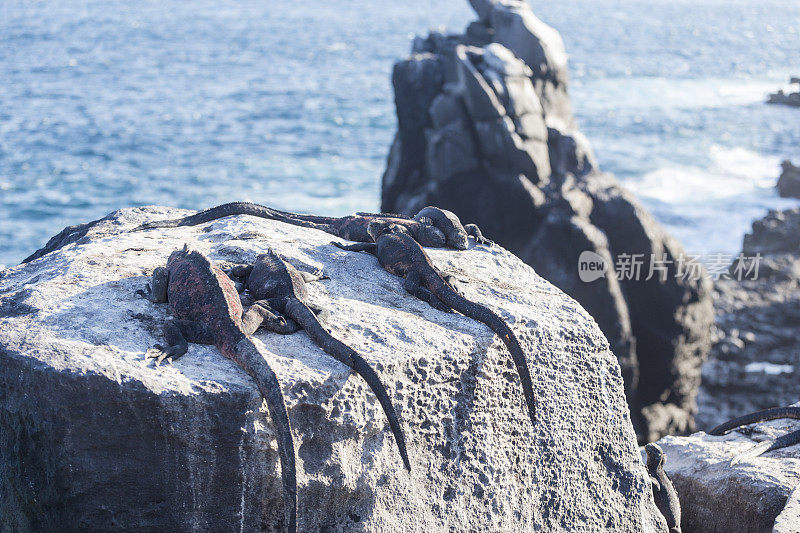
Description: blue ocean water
1,0,799,266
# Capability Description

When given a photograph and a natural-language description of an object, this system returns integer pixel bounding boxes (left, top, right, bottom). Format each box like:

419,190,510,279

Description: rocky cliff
0,207,666,531
380,0,714,442
697,208,800,430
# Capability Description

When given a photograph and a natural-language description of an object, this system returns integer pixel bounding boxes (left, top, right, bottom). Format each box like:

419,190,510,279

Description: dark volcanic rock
697,208,800,430
777,160,800,199
381,0,713,442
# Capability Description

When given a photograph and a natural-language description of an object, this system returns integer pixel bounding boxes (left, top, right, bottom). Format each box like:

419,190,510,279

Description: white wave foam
744,362,794,375
624,146,800,254
575,77,779,112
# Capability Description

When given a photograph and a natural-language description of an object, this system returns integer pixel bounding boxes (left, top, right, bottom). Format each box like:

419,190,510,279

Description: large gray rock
381,0,713,442
654,404,800,533
697,209,800,430
0,207,666,531
775,484,800,533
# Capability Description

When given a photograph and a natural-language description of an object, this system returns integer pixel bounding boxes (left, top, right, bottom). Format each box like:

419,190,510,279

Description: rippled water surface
1,0,799,265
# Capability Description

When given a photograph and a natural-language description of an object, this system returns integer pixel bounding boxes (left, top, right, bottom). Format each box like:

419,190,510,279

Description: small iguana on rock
709,406,800,465
225,249,411,471
332,221,536,428
130,201,491,249
137,246,298,533
645,443,682,533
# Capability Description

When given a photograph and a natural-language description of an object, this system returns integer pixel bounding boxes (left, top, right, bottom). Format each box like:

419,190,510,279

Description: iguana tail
284,298,411,471
232,337,297,533
266,207,341,225
131,202,277,231
709,406,800,435
433,284,537,427
731,429,800,465
130,201,337,233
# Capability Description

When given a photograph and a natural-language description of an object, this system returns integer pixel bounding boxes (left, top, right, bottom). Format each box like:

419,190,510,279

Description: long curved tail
709,406,800,435
284,298,411,471
131,201,338,232
731,429,800,465
434,284,537,427
231,337,297,533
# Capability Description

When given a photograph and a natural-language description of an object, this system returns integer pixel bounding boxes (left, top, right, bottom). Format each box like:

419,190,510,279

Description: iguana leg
441,273,466,295
403,271,452,313
331,242,377,254
226,263,253,279
136,267,169,303
309,304,330,325
246,301,300,335
239,292,255,307
301,269,329,283
147,318,212,365
464,223,493,246
224,264,252,293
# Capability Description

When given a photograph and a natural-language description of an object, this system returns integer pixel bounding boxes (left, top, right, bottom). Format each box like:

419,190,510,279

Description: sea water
1,0,798,265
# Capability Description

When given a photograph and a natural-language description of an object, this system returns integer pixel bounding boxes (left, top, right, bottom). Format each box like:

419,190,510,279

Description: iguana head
645,442,666,470
415,207,469,250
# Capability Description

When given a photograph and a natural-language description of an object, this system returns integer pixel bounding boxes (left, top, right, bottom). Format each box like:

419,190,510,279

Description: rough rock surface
654,403,800,533
774,483,800,533
777,160,800,199
697,208,800,430
0,207,666,532
380,0,713,442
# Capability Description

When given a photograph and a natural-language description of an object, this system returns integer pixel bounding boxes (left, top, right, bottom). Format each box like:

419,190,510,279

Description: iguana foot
443,274,466,296
302,269,329,282
305,303,330,325
251,301,300,334
146,344,185,366
464,224,493,246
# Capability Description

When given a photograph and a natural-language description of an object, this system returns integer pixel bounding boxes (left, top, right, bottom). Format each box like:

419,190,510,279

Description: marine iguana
136,246,298,533
225,249,411,471
130,201,491,250
645,443,682,533
357,206,492,249
709,405,800,465
332,221,536,427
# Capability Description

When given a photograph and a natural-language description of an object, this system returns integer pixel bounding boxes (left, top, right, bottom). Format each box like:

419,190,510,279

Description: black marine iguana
130,201,491,250
645,443,682,533
332,221,536,427
709,405,800,465
136,246,298,532
225,249,411,471
356,206,492,250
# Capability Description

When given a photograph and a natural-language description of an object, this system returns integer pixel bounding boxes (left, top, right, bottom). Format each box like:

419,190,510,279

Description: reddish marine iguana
136,246,298,532
131,201,491,250
225,249,411,471
709,405,800,465
645,443,682,533
332,221,536,428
